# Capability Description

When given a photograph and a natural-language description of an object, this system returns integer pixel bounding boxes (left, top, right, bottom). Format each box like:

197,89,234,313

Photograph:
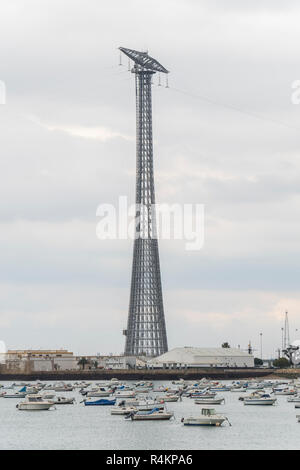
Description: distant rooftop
148,347,253,364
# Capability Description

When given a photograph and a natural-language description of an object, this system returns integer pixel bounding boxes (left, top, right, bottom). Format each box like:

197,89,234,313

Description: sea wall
0,367,275,381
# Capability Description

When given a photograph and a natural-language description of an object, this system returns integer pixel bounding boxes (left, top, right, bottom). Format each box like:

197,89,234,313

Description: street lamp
260,333,263,360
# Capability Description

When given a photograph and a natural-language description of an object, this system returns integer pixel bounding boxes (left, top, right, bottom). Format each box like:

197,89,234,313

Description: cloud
0,0,300,356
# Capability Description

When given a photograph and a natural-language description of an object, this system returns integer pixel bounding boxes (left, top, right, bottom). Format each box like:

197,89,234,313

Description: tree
272,357,290,369
222,342,230,348
92,360,99,369
254,358,263,366
77,357,89,370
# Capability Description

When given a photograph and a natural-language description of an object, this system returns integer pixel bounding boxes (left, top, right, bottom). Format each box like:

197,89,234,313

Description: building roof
148,347,253,364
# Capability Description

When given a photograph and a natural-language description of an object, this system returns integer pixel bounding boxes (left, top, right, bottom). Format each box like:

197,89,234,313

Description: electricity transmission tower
120,47,169,357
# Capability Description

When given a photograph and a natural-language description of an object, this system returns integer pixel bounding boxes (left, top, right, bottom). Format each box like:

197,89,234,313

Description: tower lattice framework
120,47,168,357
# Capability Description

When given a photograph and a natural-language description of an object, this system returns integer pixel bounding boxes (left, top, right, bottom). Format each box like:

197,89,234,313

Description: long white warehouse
147,347,254,368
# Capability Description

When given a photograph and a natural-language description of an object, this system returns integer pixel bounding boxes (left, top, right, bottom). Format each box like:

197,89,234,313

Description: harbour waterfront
0,380,300,450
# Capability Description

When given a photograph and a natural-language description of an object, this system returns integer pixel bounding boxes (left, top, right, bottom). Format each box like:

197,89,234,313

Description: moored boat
195,397,225,405
84,398,116,406
243,394,277,406
126,407,174,421
17,395,55,411
181,408,230,426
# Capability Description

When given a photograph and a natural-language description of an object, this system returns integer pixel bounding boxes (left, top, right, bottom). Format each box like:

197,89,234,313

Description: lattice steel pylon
120,47,168,357
284,311,290,350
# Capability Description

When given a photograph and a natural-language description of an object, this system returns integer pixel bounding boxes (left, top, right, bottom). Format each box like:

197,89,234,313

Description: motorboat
125,407,174,421
86,388,113,398
190,391,216,399
117,398,164,411
243,394,277,406
273,388,296,396
287,396,300,403
181,408,230,426
210,386,232,392
3,391,26,399
157,394,179,403
195,397,225,405
114,390,136,399
83,398,116,406
42,393,55,400
53,396,75,405
17,395,55,411
111,405,137,415
239,391,266,401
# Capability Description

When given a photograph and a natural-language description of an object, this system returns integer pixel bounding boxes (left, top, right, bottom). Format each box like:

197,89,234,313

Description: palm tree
77,357,89,370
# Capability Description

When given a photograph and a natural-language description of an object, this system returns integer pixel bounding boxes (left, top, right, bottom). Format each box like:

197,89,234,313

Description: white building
147,347,254,368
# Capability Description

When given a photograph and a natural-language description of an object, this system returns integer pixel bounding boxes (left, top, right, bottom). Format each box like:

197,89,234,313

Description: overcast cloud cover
1,0,300,356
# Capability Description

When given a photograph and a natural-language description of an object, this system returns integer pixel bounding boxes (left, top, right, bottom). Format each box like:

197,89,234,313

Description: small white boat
87,389,112,398
243,394,276,406
111,406,137,415
115,390,136,399
3,392,26,399
287,396,300,403
195,397,225,405
17,395,55,411
42,393,55,400
239,391,265,401
273,388,296,396
126,408,174,421
157,394,179,403
53,396,75,405
181,408,230,426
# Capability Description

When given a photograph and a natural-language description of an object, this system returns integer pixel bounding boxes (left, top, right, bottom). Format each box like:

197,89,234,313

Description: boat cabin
201,408,217,416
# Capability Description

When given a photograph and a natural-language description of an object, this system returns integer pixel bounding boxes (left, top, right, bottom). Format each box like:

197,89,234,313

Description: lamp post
260,333,263,360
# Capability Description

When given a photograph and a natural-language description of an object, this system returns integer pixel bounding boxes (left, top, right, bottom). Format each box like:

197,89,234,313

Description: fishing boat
195,397,225,405
181,408,230,426
126,407,174,421
17,395,55,411
84,398,116,406
243,394,277,406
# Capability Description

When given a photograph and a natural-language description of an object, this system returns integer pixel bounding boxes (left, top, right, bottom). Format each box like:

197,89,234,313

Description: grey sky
1,0,300,356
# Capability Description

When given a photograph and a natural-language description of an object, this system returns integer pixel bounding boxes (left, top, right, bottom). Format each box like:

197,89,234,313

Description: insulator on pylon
119,51,122,66
166,74,169,88
158,73,161,86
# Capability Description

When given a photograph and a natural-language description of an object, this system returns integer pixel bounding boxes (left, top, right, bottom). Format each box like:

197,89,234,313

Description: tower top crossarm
119,47,169,73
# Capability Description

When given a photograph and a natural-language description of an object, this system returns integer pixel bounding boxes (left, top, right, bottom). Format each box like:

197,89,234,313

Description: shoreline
0,367,287,381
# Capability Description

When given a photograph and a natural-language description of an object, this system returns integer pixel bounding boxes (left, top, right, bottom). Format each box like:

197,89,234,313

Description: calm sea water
0,380,299,450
